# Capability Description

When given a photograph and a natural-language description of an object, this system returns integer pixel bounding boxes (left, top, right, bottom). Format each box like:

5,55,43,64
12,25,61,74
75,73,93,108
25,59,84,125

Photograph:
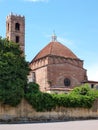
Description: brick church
6,13,98,93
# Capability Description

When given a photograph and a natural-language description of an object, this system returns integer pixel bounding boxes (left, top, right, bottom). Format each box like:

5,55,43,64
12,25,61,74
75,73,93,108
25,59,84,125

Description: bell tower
6,13,25,54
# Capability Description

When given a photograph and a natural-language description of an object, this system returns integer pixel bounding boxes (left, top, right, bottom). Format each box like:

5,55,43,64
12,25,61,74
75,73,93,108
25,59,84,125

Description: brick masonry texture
30,41,87,92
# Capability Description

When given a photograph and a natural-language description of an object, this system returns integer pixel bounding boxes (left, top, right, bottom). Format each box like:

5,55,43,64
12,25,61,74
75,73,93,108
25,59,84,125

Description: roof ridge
50,42,55,55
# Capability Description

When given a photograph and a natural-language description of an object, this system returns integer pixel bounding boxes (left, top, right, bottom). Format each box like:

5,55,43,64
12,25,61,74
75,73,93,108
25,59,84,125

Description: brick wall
30,56,87,92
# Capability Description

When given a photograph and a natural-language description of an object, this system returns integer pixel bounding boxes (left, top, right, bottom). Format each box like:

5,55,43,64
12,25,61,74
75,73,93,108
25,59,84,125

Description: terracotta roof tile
32,41,78,62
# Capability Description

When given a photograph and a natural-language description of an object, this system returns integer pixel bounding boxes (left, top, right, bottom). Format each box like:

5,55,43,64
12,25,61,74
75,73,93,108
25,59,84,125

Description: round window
64,78,71,86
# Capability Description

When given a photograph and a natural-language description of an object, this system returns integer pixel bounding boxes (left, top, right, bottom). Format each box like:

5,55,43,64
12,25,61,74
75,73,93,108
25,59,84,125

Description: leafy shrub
25,83,55,111
26,82,40,94
0,38,30,106
52,94,95,108
25,83,97,112
70,84,90,95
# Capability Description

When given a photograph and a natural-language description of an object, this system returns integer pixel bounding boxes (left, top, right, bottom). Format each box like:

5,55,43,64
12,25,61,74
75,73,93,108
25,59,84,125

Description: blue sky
0,0,98,81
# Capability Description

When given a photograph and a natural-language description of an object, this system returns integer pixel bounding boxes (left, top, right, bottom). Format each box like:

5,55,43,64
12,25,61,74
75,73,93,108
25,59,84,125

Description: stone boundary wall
0,99,98,123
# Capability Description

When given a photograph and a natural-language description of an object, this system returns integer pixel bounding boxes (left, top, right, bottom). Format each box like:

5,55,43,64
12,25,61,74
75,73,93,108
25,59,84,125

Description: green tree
0,37,30,106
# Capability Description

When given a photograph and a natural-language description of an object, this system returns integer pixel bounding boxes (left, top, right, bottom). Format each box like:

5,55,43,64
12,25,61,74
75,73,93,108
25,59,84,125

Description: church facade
29,35,87,93
6,13,98,93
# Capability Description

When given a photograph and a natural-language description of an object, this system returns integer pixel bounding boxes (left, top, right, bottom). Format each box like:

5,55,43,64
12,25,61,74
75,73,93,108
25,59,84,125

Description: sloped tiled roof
32,41,78,62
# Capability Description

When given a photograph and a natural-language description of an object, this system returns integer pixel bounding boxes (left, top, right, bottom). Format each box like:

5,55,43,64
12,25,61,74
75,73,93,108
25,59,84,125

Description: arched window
7,23,9,31
64,78,71,87
15,23,20,31
16,36,20,43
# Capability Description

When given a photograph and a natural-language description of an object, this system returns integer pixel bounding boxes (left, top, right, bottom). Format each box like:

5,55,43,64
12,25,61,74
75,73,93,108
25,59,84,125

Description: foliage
70,84,98,98
25,82,55,111
26,82,40,94
0,37,30,106
52,93,95,108
25,83,98,112
70,84,91,95
30,92,55,112
87,89,98,98
0,85,24,106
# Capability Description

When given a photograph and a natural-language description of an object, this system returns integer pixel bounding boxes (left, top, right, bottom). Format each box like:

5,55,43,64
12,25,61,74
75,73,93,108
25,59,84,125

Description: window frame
64,78,71,87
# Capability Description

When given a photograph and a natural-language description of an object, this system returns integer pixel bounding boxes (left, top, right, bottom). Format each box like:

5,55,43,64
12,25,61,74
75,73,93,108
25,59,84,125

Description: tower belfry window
15,23,20,31
16,36,20,43
7,23,9,31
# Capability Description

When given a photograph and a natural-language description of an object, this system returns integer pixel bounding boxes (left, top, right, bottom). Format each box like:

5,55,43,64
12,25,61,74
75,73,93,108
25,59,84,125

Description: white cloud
24,0,49,2
57,37,74,46
86,63,98,81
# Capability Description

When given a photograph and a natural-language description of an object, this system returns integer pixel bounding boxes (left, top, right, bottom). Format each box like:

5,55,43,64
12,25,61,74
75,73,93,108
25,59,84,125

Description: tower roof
32,37,78,62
